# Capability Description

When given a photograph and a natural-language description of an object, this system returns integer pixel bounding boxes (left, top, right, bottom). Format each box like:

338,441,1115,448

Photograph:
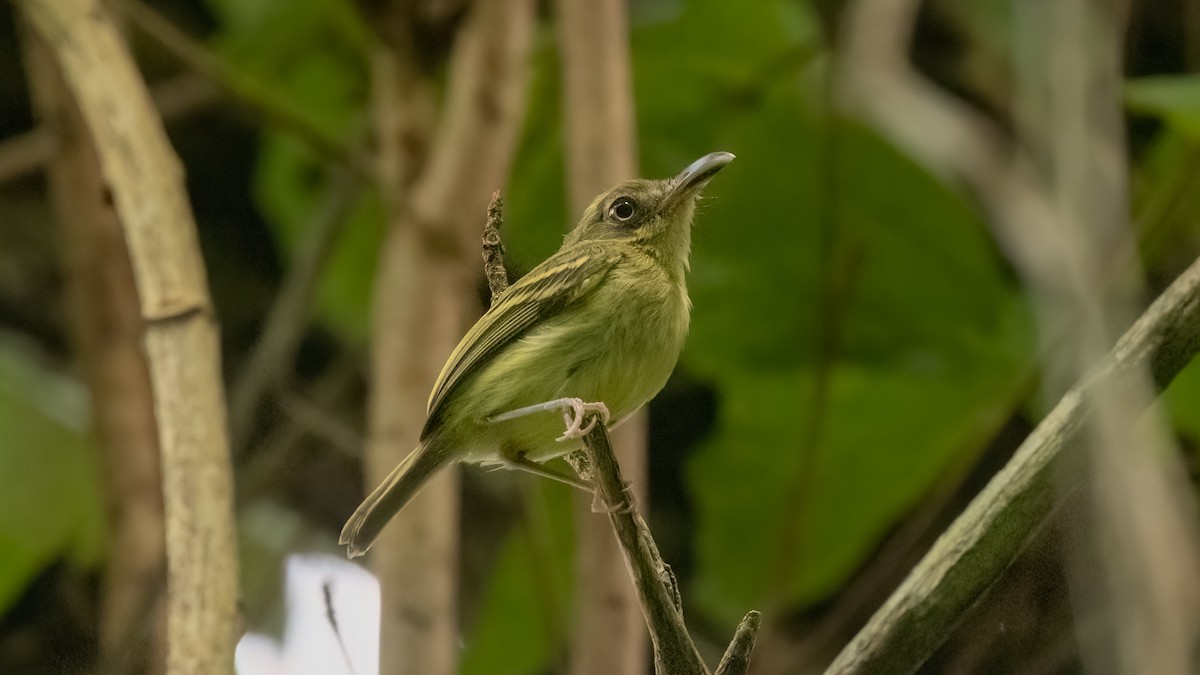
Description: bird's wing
422,242,622,437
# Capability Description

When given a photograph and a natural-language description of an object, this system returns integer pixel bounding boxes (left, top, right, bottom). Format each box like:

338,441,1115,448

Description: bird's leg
487,397,611,442
502,451,595,493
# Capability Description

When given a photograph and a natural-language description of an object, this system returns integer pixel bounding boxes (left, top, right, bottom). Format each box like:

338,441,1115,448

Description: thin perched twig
823,253,1200,675
481,190,509,299
17,0,240,672
577,421,763,675
582,422,708,674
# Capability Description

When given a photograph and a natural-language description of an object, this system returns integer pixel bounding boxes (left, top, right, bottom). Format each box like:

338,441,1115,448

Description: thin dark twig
322,580,357,675
581,421,709,675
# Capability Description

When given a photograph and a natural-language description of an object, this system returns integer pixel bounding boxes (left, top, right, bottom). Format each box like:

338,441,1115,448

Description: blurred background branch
365,1,534,673
20,22,166,675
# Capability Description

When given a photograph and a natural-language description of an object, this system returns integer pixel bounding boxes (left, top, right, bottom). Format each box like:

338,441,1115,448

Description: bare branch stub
715,611,763,675
482,190,510,300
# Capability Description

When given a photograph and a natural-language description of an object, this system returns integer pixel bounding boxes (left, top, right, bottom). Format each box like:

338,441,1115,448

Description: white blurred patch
237,553,380,675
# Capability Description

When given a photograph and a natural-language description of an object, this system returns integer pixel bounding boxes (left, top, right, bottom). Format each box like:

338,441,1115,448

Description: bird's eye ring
608,197,637,223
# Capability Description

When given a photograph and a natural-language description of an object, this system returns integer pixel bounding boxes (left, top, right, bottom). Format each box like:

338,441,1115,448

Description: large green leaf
685,100,1031,620
460,483,574,675
633,2,1029,624
0,339,103,614
504,0,1033,630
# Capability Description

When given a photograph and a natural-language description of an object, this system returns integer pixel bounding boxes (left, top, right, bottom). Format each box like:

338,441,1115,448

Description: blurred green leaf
0,338,103,614
686,103,1031,621
207,0,377,339
1166,358,1200,444
461,483,574,675
1127,76,1200,140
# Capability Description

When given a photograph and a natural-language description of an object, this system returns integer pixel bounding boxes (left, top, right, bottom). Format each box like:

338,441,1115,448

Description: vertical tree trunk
22,26,166,675
17,0,239,672
555,1,647,674
367,3,535,673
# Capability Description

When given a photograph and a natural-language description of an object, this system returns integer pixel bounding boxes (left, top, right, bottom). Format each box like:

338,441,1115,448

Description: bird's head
565,152,734,275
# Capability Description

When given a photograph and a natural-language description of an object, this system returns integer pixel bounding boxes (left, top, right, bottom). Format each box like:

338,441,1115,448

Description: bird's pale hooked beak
663,151,735,210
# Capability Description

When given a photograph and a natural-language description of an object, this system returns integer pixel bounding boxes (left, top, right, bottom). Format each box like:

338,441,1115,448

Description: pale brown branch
366,2,535,674
21,24,166,675
835,1,1200,671
16,0,239,672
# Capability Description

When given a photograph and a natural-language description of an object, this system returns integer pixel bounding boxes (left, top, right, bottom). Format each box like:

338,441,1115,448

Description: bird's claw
556,398,610,441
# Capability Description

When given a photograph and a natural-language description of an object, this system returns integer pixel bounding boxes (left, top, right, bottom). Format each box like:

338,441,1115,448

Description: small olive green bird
340,151,734,557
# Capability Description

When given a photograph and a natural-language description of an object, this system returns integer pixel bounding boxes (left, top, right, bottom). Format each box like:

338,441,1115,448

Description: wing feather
421,243,621,438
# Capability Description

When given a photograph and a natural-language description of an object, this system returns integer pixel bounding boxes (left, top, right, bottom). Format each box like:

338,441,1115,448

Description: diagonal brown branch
823,253,1200,674
229,166,362,450
16,0,239,672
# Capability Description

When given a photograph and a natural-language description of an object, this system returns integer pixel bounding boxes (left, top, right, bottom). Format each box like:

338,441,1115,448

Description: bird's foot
486,397,610,441
556,398,610,441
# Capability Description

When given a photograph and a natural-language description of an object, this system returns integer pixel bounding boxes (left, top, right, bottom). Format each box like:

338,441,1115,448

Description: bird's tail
339,444,446,558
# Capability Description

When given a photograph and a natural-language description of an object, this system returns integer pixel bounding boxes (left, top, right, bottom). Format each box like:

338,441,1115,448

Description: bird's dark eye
608,197,638,223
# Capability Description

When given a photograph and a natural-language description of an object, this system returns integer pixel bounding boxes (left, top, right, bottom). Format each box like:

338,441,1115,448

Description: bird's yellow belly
440,284,689,464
